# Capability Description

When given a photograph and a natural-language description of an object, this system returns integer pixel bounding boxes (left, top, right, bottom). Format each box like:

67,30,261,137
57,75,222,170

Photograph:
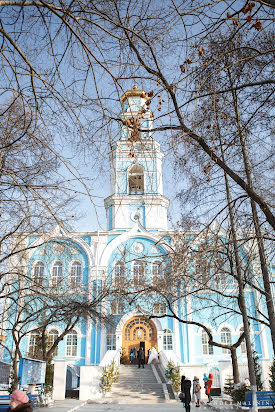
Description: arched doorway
122,316,157,364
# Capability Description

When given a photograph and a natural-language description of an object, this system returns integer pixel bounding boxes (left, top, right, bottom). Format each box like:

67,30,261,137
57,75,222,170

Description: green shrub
99,360,119,394
165,361,181,392
253,350,263,391
231,385,250,403
224,376,235,395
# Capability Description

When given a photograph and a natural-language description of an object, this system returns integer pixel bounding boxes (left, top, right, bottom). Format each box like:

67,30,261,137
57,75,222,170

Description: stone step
107,364,166,403
116,380,157,383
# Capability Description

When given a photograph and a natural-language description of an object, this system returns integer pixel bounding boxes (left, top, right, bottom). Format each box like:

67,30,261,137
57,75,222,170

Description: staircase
108,364,168,404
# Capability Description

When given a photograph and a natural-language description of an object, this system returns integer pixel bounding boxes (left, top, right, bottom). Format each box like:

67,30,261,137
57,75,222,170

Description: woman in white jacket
148,347,158,364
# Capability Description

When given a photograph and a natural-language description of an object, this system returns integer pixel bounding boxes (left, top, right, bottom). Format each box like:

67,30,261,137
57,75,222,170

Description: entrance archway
122,316,157,364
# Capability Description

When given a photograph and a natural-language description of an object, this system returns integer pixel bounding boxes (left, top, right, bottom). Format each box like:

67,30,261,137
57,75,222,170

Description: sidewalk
35,400,238,412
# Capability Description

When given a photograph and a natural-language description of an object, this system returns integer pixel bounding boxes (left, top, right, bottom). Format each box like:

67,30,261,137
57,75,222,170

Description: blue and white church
2,87,274,394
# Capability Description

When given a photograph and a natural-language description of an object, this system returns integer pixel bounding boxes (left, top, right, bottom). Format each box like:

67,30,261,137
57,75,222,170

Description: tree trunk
11,350,19,392
218,121,258,412
231,347,240,385
229,78,275,355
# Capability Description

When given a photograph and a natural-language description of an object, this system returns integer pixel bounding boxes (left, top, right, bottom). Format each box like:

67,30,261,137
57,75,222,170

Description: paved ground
36,399,237,412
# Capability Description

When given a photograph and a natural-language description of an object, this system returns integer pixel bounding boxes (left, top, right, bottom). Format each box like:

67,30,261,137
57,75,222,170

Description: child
193,376,201,407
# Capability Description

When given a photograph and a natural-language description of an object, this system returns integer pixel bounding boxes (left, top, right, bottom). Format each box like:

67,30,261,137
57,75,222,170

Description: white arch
99,220,170,266
197,324,216,335
47,325,63,335
115,309,163,335
217,323,235,334
27,225,95,267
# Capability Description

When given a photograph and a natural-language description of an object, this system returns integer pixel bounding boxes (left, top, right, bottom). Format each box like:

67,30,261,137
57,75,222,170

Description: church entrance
122,316,157,364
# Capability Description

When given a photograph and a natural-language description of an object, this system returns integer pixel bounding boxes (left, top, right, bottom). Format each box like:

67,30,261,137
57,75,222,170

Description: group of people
180,373,213,410
130,346,159,368
130,347,146,367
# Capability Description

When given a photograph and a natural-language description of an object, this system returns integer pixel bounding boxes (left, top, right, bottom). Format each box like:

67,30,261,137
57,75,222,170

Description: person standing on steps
130,348,135,364
193,376,201,407
137,347,145,368
181,376,191,412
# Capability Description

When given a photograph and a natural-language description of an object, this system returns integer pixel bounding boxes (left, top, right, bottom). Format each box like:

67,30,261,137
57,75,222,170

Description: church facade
2,87,274,389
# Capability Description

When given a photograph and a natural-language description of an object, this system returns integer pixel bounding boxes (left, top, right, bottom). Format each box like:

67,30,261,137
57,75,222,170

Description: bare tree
1,252,113,390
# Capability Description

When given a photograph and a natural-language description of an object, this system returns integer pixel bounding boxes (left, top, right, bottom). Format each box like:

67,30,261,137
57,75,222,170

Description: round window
133,242,144,254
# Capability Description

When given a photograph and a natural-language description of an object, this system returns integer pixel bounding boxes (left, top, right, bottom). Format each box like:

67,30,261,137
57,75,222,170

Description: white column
53,361,67,400
85,317,91,365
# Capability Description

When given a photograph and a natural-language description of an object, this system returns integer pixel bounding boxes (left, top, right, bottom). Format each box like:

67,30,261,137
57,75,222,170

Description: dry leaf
180,64,185,73
252,20,262,30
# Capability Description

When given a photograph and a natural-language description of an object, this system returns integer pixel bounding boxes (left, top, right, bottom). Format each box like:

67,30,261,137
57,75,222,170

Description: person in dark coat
137,347,145,368
181,376,192,412
7,390,33,412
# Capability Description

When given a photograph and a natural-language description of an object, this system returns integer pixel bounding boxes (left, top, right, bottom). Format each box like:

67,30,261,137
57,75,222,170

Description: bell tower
104,86,169,231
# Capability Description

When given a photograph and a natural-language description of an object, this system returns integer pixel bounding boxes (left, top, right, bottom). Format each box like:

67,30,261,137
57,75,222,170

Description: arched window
33,262,44,285
209,367,221,388
152,260,163,285
128,165,144,194
221,327,232,354
47,329,59,356
52,261,63,286
152,260,163,276
163,328,173,350
66,330,77,356
114,261,126,286
202,331,214,355
106,329,116,350
70,261,82,286
133,261,145,286
111,299,124,315
28,332,39,356
239,327,246,354
153,303,166,315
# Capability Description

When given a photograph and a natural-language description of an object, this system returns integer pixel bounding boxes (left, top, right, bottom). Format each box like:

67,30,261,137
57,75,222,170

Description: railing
99,349,120,367
158,350,183,371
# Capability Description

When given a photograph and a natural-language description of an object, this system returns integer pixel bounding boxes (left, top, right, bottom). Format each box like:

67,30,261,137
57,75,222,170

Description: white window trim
201,331,214,355
51,260,63,286
163,328,173,351
32,261,45,285
69,260,82,286
47,329,59,356
113,260,126,282
221,327,232,354
151,260,163,278
66,330,78,357
153,302,166,315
